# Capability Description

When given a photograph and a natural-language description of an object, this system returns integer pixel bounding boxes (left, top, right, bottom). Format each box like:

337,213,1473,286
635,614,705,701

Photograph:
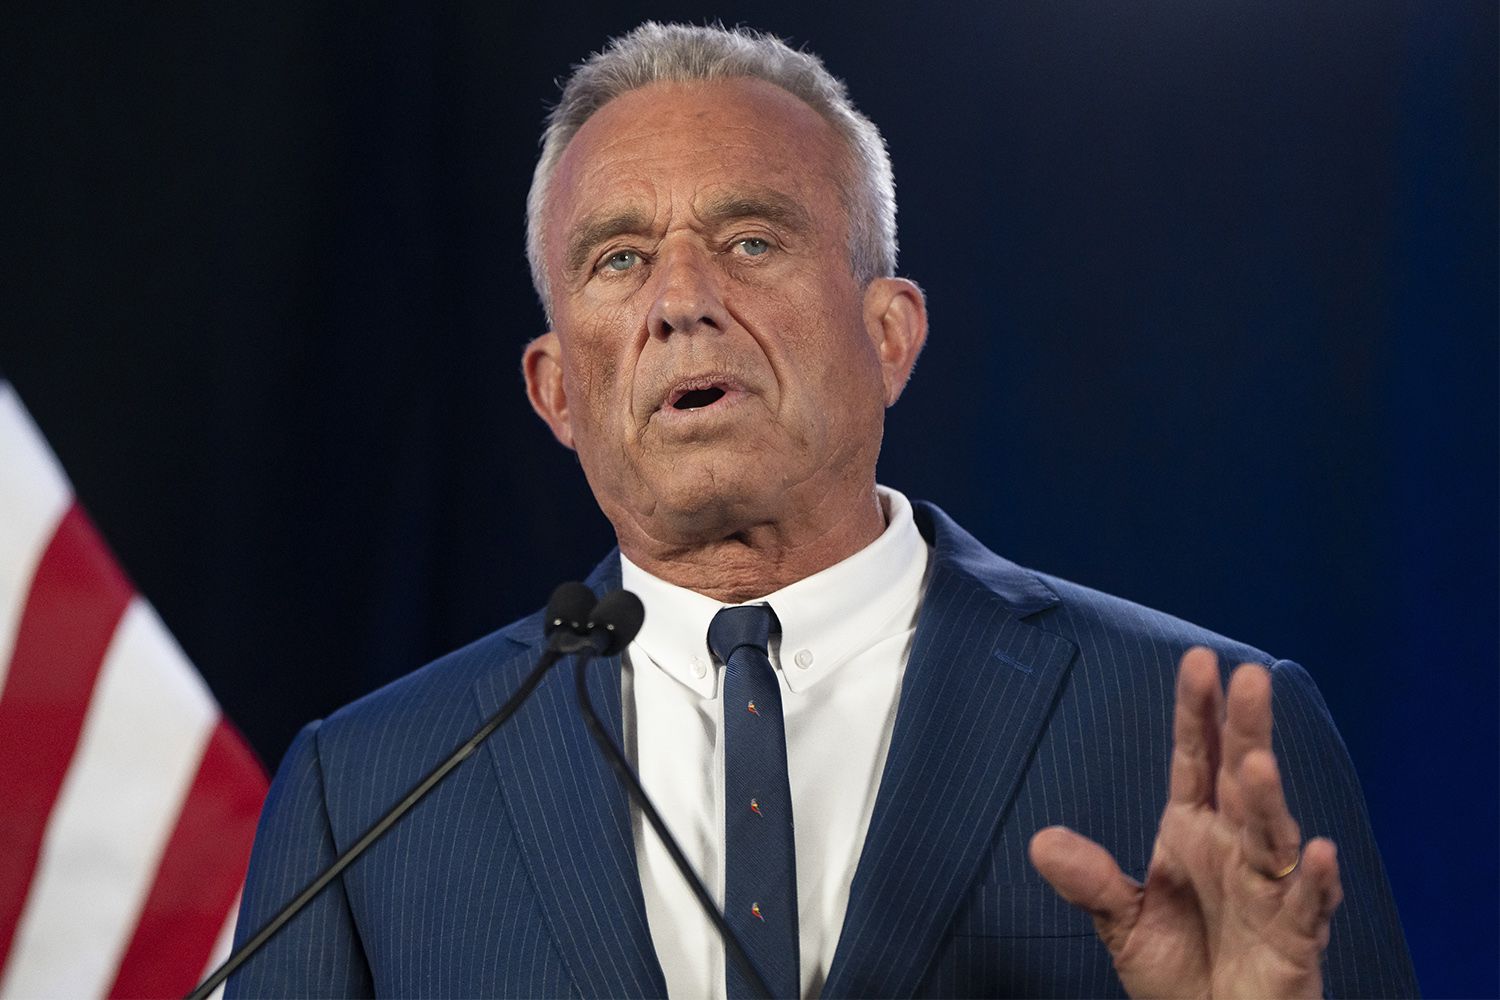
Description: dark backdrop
4,2,1495,995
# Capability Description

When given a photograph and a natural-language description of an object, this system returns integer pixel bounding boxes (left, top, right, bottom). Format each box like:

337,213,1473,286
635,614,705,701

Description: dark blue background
4,2,1494,994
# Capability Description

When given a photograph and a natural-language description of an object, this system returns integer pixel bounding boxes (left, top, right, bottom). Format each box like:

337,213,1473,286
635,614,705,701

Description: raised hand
1028,647,1344,999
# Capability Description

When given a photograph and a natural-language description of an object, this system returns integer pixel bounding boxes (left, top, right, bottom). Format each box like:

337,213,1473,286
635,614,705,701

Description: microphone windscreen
589,589,646,655
546,581,596,636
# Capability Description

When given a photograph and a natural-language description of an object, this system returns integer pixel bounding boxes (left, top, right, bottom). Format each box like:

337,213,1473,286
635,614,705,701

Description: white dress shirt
620,486,930,999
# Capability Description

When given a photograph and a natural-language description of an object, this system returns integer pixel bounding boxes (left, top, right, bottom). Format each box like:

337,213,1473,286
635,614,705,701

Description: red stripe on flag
107,719,267,999
0,503,134,973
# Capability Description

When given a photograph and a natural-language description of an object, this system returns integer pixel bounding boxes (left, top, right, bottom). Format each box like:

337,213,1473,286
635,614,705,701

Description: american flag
0,380,267,998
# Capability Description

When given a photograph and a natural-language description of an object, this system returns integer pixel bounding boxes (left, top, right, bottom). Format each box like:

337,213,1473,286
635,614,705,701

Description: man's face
524,77,923,544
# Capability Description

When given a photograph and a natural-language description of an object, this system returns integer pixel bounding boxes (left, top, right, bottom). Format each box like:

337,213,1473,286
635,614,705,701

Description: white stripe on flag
0,383,72,692
198,892,241,1000
0,598,218,999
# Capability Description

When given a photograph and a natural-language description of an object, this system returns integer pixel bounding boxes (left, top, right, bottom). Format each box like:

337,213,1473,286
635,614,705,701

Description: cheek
560,338,637,492
563,311,639,417
756,280,880,415
569,351,615,408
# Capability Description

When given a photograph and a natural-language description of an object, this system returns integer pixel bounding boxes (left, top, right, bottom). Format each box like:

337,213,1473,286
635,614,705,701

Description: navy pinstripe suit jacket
228,502,1417,998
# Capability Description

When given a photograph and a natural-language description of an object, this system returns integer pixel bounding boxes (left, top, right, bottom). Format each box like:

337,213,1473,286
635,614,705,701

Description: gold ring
1269,857,1300,880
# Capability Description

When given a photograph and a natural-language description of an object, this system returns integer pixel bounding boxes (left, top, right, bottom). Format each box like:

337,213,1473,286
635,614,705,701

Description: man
229,23,1416,998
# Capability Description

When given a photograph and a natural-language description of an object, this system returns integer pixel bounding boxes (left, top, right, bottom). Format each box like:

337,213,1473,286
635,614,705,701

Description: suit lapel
463,508,1074,998
471,558,668,999
823,504,1078,998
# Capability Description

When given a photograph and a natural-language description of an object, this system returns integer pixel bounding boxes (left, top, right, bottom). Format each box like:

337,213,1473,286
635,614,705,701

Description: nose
647,245,729,340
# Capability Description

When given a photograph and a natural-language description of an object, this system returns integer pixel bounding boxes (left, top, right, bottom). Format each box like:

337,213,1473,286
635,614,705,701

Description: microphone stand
190,584,775,1000
573,643,774,1000
187,583,599,1000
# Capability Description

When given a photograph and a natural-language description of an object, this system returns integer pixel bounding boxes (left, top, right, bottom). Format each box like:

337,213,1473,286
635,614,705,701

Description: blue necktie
709,604,800,999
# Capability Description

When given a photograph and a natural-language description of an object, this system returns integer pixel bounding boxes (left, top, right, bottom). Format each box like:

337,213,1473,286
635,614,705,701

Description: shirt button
794,649,814,669
692,658,707,679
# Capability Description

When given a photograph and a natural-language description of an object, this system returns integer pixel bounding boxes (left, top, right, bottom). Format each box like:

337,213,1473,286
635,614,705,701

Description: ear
863,277,929,405
522,331,576,450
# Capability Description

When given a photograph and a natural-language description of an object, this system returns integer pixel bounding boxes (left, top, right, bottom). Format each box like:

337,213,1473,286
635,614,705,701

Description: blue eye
737,238,770,256
604,250,639,272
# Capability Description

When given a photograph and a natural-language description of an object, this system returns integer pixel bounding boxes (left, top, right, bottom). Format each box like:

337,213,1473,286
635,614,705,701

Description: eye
602,249,640,272
735,237,771,257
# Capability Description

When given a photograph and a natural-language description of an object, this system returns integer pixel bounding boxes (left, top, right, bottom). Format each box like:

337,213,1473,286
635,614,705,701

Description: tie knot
708,604,777,663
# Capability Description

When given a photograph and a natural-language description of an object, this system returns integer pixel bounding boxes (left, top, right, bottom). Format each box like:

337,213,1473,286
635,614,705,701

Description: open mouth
672,386,727,410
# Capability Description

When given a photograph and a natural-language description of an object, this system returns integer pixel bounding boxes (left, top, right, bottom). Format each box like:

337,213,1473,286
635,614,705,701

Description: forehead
545,77,848,250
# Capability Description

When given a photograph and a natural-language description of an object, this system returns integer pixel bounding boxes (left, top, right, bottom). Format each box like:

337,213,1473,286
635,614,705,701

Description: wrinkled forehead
543,78,852,260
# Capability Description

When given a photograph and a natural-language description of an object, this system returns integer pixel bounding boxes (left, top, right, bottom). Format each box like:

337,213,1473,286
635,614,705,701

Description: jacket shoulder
915,499,1279,672
290,609,549,835
1033,571,1279,673
320,612,542,738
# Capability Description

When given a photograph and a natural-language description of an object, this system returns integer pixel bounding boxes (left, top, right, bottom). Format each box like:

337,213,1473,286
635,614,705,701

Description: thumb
1029,826,1142,947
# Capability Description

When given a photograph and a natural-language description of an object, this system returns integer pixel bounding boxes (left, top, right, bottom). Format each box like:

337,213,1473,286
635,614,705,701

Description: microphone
573,589,774,1000
188,582,596,1000
547,580,602,653
585,587,646,655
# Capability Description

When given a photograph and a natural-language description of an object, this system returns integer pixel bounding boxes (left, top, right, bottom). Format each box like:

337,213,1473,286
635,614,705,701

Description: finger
1220,663,1273,820
1169,647,1225,806
1281,837,1343,941
1028,826,1142,936
1237,748,1301,878
1223,663,1273,770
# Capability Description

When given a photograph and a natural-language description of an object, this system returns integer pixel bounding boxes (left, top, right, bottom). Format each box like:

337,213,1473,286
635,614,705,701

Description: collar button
794,649,814,669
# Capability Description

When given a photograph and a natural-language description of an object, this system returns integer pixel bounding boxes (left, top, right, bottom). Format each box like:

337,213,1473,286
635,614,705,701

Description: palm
1029,649,1343,999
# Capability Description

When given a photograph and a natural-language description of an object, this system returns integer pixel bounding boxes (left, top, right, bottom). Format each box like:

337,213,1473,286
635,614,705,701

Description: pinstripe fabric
228,502,1416,998
226,551,646,998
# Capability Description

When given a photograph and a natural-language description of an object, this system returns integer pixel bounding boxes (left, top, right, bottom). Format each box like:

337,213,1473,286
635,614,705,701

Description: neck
615,486,886,603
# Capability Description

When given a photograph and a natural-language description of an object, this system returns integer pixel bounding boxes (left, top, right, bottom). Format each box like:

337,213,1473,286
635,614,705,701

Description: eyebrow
695,189,814,235
561,188,816,280
563,208,653,279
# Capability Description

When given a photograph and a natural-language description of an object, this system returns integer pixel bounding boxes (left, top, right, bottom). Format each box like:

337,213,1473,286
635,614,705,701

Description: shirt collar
621,486,930,698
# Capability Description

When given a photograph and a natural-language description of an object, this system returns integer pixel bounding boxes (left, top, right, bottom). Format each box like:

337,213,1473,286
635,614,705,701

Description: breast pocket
925,885,1121,998
951,883,1097,939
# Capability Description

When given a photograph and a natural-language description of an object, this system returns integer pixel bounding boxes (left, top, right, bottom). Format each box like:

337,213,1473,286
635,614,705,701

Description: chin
639,462,779,538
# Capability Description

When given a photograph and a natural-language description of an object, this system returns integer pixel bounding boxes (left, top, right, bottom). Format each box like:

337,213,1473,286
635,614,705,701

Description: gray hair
525,21,898,318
